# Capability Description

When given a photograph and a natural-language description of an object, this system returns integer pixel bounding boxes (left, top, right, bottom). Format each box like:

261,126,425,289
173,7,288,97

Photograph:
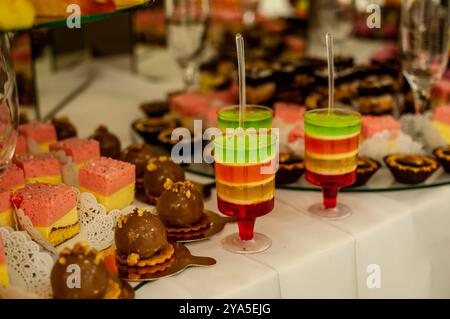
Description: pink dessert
0,164,25,191
431,80,450,105
207,84,239,106
19,121,57,152
15,134,28,155
14,153,61,184
11,183,79,246
274,102,306,125
433,106,450,124
49,138,100,167
288,123,305,144
361,115,400,140
0,188,13,228
170,92,210,117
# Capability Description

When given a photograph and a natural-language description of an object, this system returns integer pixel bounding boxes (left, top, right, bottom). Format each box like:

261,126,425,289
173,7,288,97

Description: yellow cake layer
35,207,78,240
80,183,135,212
0,209,14,228
0,264,9,287
434,122,450,143
48,222,80,247
27,175,62,185
12,184,25,193
38,142,54,153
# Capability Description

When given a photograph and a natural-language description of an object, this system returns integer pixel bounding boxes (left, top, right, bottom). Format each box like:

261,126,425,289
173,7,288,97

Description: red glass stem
322,187,338,209
237,218,255,241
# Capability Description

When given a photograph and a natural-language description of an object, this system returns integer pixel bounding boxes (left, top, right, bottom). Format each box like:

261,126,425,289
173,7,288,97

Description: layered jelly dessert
50,138,100,171
0,164,25,192
0,236,9,287
79,157,135,211
12,183,80,246
0,189,13,228
30,0,116,16
361,115,400,140
14,153,62,184
19,121,57,153
433,106,450,143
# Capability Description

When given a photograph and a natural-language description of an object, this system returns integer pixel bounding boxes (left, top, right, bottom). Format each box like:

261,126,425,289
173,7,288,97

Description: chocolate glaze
121,144,156,178
91,125,121,159
157,180,204,227
115,209,168,259
144,156,185,198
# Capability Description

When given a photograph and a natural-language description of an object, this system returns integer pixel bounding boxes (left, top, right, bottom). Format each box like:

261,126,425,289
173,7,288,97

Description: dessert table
45,57,450,299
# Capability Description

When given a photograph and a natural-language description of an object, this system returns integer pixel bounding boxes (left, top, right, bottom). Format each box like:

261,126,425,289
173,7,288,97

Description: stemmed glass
401,0,450,113
0,34,20,176
165,0,210,91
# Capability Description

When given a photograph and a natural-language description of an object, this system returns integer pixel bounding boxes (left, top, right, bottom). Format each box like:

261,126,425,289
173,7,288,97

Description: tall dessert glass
304,108,361,219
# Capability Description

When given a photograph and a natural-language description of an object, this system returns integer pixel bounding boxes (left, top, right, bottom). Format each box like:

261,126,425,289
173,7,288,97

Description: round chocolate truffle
91,125,121,159
121,144,156,178
115,209,168,260
157,180,204,227
51,116,78,140
144,156,185,198
51,242,109,299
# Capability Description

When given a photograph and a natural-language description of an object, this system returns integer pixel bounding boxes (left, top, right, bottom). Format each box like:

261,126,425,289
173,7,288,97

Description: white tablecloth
51,61,450,299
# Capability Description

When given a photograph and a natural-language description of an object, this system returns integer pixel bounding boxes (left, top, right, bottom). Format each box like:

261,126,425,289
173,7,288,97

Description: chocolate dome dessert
157,180,204,227
51,116,78,140
91,125,121,159
144,156,185,203
51,242,114,299
115,209,168,260
121,144,156,179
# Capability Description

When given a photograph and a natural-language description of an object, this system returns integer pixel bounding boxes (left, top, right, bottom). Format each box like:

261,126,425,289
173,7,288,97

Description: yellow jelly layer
0,209,14,228
305,154,357,175
35,207,78,240
0,264,9,287
80,183,135,212
27,175,62,185
434,122,450,143
216,177,275,205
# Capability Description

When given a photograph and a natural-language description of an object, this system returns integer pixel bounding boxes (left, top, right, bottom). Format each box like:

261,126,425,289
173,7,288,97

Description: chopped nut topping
163,178,173,190
58,257,66,265
127,253,140,266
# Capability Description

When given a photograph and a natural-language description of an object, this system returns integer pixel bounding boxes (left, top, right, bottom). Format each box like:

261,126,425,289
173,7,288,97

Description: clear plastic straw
236,33,246,128
326,33,334,115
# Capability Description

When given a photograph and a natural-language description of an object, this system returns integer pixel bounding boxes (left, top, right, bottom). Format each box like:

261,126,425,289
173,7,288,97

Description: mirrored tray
2,1,154,33
187,163,450,192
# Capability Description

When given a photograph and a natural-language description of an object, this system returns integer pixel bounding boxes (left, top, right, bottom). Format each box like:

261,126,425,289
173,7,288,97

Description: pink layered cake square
433,106,450,143
11,183,79,246
0,236,9,287
79,157,135,211
0,189,13,228
14,153,62,184
15,134,28,156
49,138,100,170
274,102,306,125
0,164,25,192
361,115,400,140
431,80,450,106
19,121,57,153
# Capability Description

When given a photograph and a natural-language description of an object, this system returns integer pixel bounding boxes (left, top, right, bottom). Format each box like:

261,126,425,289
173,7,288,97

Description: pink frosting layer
14,153,61,179
433,106,450,125
11,183,76,227
0,188,12,212
50,138,100,164
170,92,209,117
0,236,5,265
15,134,28,155
361,115,400,139
19,121,57,144
0,164,25,190
432,80,450,99
79,157,135,196
275,102,305,124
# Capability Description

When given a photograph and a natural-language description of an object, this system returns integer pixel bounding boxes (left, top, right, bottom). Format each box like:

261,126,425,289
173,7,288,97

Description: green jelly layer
214,133,276,164
304,112,360,137
218,106,273,130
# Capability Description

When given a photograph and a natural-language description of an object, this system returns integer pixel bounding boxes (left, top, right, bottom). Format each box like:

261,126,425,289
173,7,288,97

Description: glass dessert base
221,232,272,254
308,202,352,220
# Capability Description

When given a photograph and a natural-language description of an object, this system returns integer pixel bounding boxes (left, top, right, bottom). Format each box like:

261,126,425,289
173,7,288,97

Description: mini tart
351,157,381,187
433,145,450,173
166,212,212,240
116,243,175,280
275,153,304,185
384,154,440,185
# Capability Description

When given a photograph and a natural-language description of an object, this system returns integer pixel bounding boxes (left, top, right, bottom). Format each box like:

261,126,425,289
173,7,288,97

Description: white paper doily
0,227,54,298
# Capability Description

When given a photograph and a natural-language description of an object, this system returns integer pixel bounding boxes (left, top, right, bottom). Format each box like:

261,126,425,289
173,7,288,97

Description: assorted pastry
275,153,305,185
115,208,175,280
384,154,440,185
351,157,381,187
90,125,122,160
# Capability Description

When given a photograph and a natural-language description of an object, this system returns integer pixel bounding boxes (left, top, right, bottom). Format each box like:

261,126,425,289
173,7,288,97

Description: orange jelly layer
215,160,276,184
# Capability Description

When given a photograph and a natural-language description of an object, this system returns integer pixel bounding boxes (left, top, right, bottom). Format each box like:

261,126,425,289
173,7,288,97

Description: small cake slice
0,236,9,287
433,106,450,143
50,138,100,171
79,157,135,211
0,164,25,192
19,121,57,153
0,189,13,228
361,115,400,140
14,153,62,184
11,183,80,246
